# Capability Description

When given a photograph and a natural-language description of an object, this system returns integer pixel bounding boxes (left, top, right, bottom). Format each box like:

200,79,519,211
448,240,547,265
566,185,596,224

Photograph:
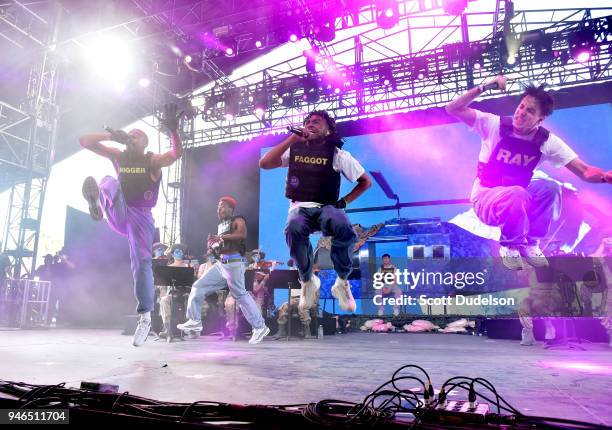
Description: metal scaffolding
185,7,612,146
1,1,62,278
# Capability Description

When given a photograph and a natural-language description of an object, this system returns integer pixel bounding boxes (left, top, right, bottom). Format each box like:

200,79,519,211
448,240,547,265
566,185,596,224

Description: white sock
140,311,151,323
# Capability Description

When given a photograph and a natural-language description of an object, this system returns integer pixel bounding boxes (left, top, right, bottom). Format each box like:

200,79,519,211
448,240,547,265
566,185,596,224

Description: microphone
482,82,499,91
286,126,304,137
478,82,500,92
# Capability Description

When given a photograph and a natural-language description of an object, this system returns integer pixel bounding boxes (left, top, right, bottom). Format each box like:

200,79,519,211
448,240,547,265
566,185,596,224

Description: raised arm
259,130,313,169
566,158,612,184
151,103,184,170
151,130,183,169
445,75,507,127
79,132,121,160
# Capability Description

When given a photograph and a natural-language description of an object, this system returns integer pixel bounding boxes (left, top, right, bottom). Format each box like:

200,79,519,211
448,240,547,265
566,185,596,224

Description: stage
1,329,610,426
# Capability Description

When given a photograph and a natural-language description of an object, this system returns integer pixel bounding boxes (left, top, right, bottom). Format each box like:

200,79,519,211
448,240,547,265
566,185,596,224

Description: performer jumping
446,76,612,270
259,110,372,312
177,196,270,344
79,104,183,346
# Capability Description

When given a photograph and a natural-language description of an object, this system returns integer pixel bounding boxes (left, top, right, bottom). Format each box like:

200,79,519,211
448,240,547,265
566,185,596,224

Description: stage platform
1,329,610,426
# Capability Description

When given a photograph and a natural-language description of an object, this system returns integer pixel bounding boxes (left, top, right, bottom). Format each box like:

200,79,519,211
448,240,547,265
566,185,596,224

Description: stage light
333,87,341,94
254,39,263,49
85,36,132,81
302,76,320,103
254,107,264,116
225,46,235,57
184,55,192,64
138,77,150,87
473,61,482,70
379,63,396,89
569,30,596,63
312,17,336,43
376,0,399,30
289,33,299,43
224,88,240,120
114,82,126,93
506,54,516,65
412,57,428,80
442,0,468,15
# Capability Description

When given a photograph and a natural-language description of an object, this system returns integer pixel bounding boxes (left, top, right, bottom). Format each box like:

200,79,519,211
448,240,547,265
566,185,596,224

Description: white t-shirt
280,146,365,211
469,110,578,201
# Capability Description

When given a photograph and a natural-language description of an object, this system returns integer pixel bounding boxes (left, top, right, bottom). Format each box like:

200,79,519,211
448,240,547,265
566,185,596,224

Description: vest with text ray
477,116,549,188
285,142,341,205
116,150,161,208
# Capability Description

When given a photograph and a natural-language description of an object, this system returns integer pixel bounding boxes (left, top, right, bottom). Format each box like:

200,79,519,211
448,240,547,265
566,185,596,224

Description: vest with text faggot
477,116,550,188
217,216,247,256
117,151,161,208
285,143,341,205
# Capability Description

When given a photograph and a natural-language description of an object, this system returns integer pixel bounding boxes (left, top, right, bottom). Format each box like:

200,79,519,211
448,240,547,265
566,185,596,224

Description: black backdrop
181,134,280,259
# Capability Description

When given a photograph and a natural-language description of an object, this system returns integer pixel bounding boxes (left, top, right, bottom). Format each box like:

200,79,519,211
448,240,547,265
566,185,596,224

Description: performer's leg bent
525,179,561,244
222,261,265,330
320,205,357,279
284,208,317,282
98,176,129,235
474,185,531,246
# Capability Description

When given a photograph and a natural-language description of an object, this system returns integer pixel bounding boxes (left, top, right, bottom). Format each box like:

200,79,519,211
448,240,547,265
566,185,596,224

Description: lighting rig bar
185,13,612,146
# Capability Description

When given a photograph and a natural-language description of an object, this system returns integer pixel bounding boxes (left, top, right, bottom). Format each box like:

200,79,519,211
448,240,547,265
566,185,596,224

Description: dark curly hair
303,110,344,148
520,84,554,118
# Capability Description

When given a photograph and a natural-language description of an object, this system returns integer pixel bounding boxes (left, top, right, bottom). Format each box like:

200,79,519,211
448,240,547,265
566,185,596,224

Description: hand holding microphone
104,126,132,145
287,126,313,141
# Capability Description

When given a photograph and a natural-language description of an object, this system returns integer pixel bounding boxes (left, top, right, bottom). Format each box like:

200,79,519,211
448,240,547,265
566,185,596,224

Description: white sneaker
82,176,103,221
499,246,524,271
520,328,536,346
248,325,270,344
177,319,203,333
132,316,151,347
521,244,549,267
331,277,356,312
299,274,320,310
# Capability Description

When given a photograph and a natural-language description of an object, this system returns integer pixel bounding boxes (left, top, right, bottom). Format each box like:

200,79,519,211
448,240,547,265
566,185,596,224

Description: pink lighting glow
538,361,612,375
289,34,299,43
575,51,591,63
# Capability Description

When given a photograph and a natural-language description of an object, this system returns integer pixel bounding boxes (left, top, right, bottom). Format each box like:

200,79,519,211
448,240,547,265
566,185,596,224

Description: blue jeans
99,176,155,314
474,179,561,247
285,205,357,282
186,257,265,330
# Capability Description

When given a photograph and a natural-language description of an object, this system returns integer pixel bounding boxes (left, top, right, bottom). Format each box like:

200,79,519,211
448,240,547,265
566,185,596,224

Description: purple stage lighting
575,51,591,63
289,34,299,43
225,46,235,56
255,40,263,49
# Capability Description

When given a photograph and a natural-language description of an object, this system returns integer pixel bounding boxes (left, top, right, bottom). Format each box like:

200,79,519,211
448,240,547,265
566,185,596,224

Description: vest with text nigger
477,116,550,188
117,151,161,208
285,142,341,205
217,216,247,256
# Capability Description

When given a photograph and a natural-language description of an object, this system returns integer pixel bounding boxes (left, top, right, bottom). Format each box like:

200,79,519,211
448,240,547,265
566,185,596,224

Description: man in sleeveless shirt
78,103,184,347
177,196,270,344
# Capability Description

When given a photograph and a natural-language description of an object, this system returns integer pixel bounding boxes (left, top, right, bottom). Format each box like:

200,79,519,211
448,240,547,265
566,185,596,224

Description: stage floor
1,329,610,425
